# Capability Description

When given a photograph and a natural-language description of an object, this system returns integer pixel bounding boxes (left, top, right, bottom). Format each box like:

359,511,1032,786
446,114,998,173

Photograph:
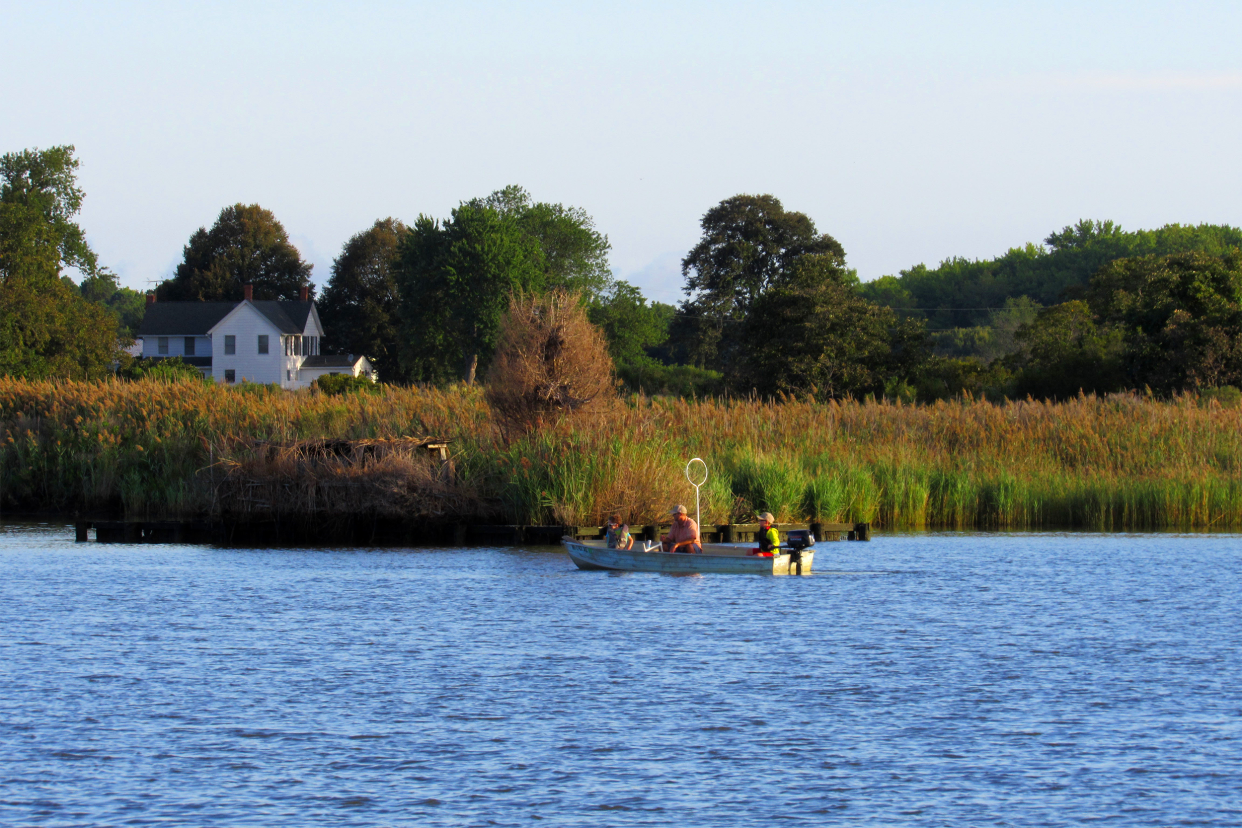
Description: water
1,523,1239,827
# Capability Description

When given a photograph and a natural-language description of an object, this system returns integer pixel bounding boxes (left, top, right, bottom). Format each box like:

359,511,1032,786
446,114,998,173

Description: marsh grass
2,378,1240,530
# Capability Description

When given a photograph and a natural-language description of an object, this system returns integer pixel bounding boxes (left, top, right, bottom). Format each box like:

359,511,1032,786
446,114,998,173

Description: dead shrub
485,290,619,438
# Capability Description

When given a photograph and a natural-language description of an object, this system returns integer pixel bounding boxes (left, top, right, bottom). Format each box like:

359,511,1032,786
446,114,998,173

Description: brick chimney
146,293,155,305
243,284,253,302
299,286,309,301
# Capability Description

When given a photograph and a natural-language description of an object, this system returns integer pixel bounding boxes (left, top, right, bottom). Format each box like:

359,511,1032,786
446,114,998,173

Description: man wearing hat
663,504,702,554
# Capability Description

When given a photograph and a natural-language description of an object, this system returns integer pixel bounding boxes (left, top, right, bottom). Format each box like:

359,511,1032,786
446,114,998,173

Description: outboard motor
784,529,815,551
783,529,815,574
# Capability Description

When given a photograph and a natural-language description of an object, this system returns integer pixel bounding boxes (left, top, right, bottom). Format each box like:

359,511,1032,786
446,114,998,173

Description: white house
135,286,376,389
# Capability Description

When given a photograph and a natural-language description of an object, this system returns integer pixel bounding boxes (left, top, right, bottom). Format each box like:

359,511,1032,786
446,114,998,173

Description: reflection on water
1,523,1240,826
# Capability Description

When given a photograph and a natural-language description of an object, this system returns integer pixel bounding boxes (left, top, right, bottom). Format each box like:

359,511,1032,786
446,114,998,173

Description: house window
286,370,292,381
224,369,236,383
158,337,168,355
258,335,269,355
184,337,195,356
224,335,235,355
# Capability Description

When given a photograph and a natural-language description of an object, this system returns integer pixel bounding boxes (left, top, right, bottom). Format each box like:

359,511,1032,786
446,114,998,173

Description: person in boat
605,514,634,550
752,512,780,556
663,504,702,554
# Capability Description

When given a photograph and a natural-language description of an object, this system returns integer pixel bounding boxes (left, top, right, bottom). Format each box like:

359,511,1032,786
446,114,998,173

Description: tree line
4,144,1241,401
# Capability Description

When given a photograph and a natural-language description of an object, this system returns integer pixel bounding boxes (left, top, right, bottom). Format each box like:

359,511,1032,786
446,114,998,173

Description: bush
315,373,379,396
117,356,209,383
616,361,723,397
1199,386,1242,409
485,289,618,437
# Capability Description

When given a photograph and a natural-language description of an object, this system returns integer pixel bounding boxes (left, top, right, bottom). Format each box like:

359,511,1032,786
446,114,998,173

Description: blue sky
3,1,1240,303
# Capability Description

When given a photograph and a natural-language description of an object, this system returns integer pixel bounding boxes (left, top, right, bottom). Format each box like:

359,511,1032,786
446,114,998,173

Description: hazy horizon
4,1,1240,305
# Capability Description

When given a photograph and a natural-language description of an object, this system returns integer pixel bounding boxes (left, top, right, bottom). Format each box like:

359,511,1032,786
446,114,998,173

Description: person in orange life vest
662,504,702,554
752,512,780,556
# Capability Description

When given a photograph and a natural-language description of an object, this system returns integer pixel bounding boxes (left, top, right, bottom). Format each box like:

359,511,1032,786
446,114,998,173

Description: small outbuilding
298,354,377,384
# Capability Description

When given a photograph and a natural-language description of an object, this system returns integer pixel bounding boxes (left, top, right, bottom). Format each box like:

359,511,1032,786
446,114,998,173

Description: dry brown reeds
217,437,484,520
484,290,618,439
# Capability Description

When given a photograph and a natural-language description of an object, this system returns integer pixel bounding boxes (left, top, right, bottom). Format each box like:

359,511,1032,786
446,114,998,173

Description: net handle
685,458,708,530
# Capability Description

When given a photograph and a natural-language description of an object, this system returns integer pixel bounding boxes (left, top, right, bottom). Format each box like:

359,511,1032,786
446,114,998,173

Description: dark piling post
75,522,89,543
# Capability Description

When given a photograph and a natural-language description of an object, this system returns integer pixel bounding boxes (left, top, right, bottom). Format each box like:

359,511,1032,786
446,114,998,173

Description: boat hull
562,537,814,575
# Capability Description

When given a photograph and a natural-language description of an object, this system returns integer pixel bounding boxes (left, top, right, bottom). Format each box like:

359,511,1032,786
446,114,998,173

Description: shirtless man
663,504,702,554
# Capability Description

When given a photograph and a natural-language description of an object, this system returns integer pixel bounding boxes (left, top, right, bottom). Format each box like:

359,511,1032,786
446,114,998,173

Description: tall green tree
468,185,613,300
395,204,546,385
735,254,926,399
679,194,846,371
155,203,313,301
0,145,121,379
318,218,408,383
0,145,100,277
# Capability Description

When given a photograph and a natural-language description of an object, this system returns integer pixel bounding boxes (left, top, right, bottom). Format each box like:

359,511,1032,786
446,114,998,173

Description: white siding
210,305,287,387
141,335,211,359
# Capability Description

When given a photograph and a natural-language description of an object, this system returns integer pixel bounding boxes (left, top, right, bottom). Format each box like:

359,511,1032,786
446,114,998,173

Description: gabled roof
250,300,317,334
136,302,236,336
137,300,318,337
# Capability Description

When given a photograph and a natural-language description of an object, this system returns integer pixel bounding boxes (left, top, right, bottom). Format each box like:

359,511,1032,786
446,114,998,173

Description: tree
1006,301,1127,400
395,204,546,384
0,145,100,278
1087,250,1242,392
156,204,313,301
317,218,408,383
734,254,927,399
468,185,613,301
857,220,1242,330
80,271,147,338
680,194,846,371
0,145,122,379
587,280,675,368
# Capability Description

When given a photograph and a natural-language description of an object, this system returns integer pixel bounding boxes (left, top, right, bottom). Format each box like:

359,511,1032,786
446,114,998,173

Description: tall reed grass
2,377,1240,530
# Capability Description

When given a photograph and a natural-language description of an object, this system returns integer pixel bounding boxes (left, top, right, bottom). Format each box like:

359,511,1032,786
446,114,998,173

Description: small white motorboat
561,534,815,575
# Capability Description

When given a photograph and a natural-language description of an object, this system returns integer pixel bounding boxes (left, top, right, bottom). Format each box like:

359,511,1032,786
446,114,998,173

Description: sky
3,0,1240,304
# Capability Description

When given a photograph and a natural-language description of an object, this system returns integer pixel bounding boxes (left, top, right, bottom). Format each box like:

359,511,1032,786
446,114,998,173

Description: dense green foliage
317,218,408,383
156,203,313,301
0,146,123,379
678,194,847,372
860,219,1242,330
395,204,546,385
313,373,380,395
1003,251,1242,399
736,254,926,398
586,280,682,392
394,187,614,386
79,271,147,337
467,185,613,301
117,356,209,382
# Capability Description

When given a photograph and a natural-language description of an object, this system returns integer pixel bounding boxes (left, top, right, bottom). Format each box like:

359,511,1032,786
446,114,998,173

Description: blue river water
1,523,1239,827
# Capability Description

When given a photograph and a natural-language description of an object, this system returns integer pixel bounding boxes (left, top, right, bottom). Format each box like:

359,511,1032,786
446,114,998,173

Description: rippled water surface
1,524,1240,826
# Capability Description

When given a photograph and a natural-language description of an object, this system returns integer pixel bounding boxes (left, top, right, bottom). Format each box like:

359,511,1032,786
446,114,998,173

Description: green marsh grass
2,377,1240,530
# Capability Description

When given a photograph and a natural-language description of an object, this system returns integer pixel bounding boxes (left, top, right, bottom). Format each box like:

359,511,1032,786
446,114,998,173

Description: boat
561,535,815,575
